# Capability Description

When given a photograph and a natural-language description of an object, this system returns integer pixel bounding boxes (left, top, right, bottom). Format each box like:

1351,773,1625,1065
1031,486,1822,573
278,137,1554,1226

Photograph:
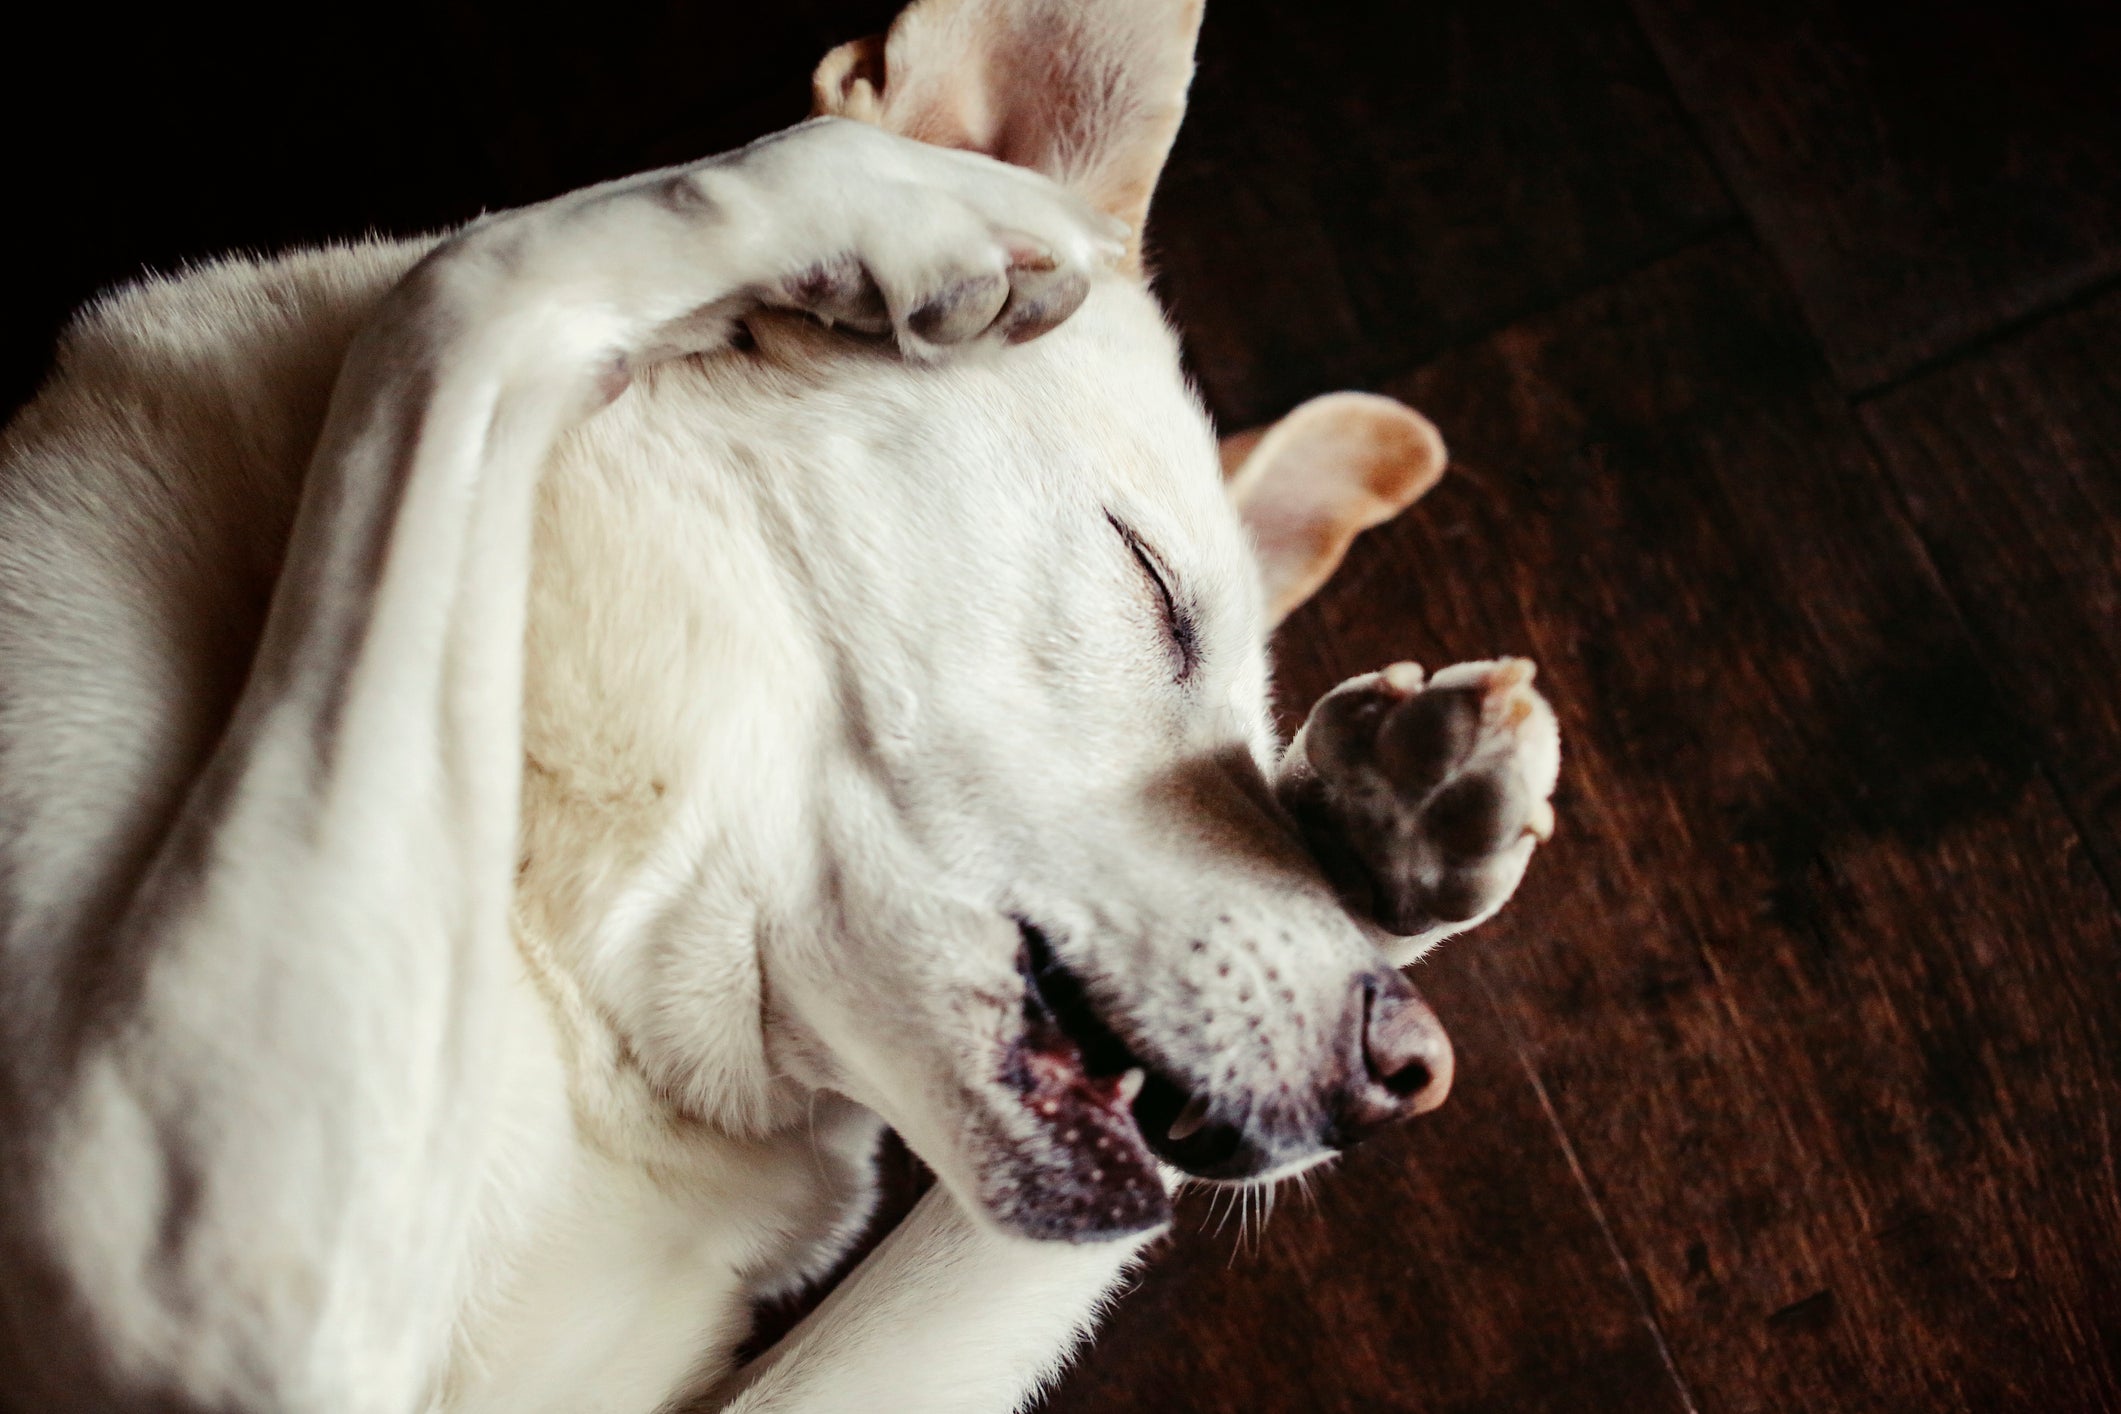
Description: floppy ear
1224,393,1449,627
813,0,1202,267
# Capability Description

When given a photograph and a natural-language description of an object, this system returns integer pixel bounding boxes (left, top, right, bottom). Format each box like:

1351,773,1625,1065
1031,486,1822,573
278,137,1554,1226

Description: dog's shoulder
3,237,437,572
0,238,440,958
15,239,430,447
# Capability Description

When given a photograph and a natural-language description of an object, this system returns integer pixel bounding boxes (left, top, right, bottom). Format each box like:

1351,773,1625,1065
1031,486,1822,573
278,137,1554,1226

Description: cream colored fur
0,2,1560,1410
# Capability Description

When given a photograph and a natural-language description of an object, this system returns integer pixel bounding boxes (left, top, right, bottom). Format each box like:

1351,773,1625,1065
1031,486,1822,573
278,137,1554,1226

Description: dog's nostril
1353,973,1455,1125
1372,1051,1433,1100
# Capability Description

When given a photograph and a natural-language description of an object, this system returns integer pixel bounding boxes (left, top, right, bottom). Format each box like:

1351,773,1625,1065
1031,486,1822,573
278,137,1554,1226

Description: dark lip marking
1014,918,1257,1180
1005,919,1165,1238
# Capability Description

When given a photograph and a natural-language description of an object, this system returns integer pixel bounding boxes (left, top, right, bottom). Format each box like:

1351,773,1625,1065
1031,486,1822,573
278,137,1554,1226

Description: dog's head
573,0,1460,1242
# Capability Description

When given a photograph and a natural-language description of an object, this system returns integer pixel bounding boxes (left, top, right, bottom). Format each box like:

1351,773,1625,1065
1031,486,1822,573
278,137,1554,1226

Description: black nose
1335,972,1454,1144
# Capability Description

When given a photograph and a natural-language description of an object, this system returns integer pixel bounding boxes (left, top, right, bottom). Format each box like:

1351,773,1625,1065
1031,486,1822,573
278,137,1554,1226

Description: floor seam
1850,266,2121,406
1472,962,1706,1414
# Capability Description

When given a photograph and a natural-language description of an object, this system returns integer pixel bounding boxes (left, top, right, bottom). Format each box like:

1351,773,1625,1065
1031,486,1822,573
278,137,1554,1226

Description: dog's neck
505,355,842,1158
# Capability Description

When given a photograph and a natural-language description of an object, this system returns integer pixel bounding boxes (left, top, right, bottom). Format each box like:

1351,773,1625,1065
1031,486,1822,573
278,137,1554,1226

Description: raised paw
741,118,1127,359
768,231,1092,350
1281,659,1561,943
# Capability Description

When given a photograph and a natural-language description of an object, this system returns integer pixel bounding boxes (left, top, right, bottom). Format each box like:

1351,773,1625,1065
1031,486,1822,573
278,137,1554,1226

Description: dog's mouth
1012,919,1258,1186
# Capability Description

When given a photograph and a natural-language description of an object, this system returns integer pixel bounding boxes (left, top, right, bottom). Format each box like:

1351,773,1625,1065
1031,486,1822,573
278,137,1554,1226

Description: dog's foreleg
30,210,666,1414
25,118,1119,1412
718,1186,1150,1414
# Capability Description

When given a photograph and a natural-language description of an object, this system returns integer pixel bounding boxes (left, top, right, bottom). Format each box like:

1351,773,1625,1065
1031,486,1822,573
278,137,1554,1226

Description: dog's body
0,3,1560,1410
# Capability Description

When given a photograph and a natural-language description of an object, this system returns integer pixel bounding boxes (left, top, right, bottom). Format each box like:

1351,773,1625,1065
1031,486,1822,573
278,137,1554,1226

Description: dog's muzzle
1015,920,1453,1183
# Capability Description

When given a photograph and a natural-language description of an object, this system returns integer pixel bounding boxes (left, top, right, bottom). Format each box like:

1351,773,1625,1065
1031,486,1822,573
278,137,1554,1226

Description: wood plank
1327,231,2121,1410
1630,0,2121,391
1148,0,1733,429
1860,290,2121,898
1038,961,1692,1414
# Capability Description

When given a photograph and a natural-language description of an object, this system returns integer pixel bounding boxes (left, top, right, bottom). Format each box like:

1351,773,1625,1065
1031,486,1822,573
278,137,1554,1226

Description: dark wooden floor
8,1,2120,1409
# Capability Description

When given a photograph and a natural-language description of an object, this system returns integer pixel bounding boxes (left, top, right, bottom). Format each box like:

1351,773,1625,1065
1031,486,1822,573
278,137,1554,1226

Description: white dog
0,0,1560,1409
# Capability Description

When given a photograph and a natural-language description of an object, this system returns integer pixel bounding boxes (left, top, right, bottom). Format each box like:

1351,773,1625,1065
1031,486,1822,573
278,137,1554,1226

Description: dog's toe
906,267,1012,346
778,255,891,335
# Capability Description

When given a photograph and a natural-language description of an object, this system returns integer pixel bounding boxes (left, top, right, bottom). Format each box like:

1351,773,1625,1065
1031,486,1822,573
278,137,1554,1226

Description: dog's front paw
1283,659,1560,943
744,119,1126,358
767,232,1095,353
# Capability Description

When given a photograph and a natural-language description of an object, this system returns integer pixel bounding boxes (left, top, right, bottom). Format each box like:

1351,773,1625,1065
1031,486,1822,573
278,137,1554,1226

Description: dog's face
749,288,1409,1238
734,0,1455,1240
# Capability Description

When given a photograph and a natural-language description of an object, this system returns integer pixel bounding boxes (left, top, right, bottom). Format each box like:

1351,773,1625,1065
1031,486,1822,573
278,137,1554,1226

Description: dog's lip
1014,919,1252,1179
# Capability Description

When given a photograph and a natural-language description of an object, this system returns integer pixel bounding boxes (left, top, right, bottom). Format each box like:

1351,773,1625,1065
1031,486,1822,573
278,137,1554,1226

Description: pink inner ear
1227,393,1449,626
811,0,1204,262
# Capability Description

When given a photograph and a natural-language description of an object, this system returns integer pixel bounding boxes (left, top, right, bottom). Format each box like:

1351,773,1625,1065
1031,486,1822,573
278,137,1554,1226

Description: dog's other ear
812,0,1202,267
1223,393,1448,627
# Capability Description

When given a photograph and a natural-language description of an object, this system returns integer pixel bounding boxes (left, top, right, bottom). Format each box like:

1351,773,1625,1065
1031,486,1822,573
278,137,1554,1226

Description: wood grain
1860,289,2121,930
1630,0,2121,391
1333,233,2120,1411
1147,0,1733,429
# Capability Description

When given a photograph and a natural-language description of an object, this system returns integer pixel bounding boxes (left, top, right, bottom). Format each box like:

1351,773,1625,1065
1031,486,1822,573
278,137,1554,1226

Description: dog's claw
1382,660,1425,693
1000,231,1060,273
1492,657,1535,692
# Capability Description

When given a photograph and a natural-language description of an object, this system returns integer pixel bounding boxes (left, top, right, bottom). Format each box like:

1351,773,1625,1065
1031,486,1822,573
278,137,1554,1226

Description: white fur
0,35,1557,1411
0,120,1230,1413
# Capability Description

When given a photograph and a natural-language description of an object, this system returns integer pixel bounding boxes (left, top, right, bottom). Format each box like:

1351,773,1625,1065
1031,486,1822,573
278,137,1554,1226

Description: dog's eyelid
1126,533,1176,605
1105,512,1199,680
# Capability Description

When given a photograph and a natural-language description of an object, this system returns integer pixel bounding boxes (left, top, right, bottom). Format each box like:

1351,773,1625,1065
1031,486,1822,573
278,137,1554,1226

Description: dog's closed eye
1106,512,1198,681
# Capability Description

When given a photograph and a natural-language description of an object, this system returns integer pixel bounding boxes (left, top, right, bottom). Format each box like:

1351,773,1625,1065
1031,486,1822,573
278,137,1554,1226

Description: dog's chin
967,920,1299,1243
974,1033,1172,1243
